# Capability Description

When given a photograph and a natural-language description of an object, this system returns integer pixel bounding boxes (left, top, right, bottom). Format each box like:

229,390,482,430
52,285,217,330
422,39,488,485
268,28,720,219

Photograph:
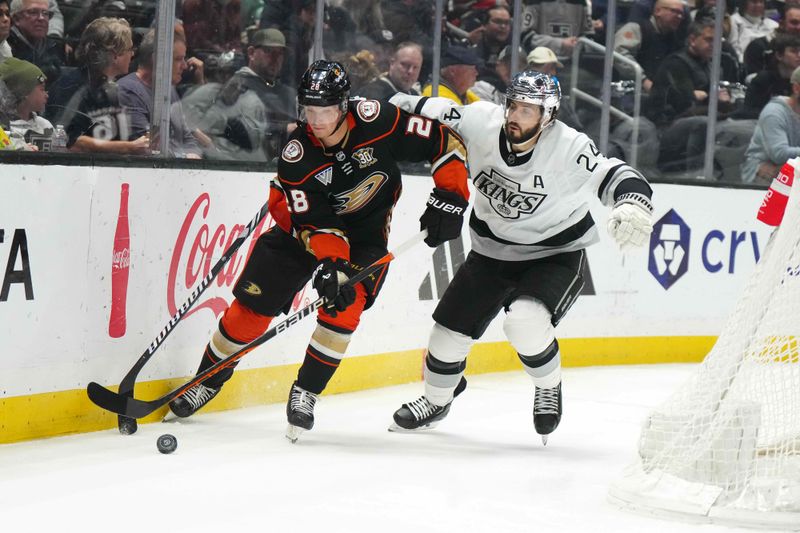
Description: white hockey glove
607,193,653,250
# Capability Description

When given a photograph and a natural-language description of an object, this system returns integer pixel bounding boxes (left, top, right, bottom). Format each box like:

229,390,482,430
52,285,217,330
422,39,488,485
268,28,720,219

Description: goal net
608,161,800,529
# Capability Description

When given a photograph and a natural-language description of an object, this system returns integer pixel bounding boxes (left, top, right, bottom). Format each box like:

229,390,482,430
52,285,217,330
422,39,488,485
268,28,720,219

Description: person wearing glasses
6,0,64,87
473,5,511,67
614,0,687,93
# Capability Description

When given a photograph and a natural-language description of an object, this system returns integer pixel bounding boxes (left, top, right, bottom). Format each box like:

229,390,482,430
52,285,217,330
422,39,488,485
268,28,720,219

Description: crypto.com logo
649,209,690,289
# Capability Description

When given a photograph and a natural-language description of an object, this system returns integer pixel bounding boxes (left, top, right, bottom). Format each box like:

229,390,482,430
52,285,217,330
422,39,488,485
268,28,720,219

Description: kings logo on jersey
474,169,546,219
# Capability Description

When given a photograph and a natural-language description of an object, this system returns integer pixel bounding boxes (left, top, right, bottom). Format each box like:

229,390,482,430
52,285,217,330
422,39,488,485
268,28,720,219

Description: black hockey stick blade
87,230,427,419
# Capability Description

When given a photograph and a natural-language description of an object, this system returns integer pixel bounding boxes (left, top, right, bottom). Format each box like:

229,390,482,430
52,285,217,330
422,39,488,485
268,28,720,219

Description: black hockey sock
197,345,237,389
518,340,560,378
296,345,340,394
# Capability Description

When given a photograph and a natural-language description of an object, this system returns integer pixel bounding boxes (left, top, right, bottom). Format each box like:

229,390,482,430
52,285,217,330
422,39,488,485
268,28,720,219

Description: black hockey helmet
298,59,351,112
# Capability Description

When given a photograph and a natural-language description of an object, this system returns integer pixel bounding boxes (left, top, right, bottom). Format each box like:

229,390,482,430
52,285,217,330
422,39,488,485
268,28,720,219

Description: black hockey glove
313,258,358,317
419,188,468,248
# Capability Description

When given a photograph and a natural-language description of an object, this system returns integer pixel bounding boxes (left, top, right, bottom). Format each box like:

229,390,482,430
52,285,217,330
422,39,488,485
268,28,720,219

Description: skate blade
162,411,179,423
286,424,306,443
541,434,548,446
388,421,439,433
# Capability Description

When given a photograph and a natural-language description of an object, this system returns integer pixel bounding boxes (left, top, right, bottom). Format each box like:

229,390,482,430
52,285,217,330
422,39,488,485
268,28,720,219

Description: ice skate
533,382,562,445
168,382,220,418
285,381,318,443
389,376,467,432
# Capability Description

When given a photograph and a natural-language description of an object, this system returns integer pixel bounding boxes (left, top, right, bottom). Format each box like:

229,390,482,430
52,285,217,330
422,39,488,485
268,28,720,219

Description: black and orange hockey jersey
275,98,469,262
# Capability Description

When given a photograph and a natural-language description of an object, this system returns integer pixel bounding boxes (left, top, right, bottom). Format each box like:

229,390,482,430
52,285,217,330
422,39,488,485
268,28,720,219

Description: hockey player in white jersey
388,71,654,443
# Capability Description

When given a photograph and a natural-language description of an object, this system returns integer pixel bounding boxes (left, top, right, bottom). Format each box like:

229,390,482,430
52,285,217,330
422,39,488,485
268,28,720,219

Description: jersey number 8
287,189,309,213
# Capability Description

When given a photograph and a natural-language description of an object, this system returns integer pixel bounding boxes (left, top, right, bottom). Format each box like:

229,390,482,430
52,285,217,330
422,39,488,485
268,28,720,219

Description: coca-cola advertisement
109,183,130,338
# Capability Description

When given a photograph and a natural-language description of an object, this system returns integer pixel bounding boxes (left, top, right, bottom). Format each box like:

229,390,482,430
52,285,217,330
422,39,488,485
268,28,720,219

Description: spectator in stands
739,32,800,117
45,0,60,39
334,0,394,49
337,49,381,91
0,1,11,62
200,28,296,161
48,17,147,154
260,0,315,85
183,0,242,56
520,0,594,63
7,0,64,87
422,44,481,105
382,0,433,46
742,65,800,183
729,0,779,62
472,5,511,67
0,57,50,149
744,5,800,75
118,28,203,159
614,0,687,92
647,19,737,171
471,44,524,105
356,41,423,100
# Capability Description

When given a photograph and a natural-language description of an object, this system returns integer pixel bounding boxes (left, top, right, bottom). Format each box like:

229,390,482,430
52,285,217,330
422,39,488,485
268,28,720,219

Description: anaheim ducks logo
332,172,388,214
282,140,303,162
356,99,380,122
240,281,262,296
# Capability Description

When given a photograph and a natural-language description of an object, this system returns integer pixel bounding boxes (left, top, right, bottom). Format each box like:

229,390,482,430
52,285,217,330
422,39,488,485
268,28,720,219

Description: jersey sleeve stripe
597,163,625,200
280,162,335,186
352,106,401,150
414,97,429,115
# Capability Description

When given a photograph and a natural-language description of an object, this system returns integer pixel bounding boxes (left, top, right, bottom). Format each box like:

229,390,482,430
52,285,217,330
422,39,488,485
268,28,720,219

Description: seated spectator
422,44,481,104
738,32,800,117
472,44,524,105
1,0,10,62
47,17,147,154
260,0,315,86
520,0,594,64
199,28,296,162
7,0,64,87
741,65,800,183
338,0,394,46
647,19,738,171
118,28,203,159
472,4,511,67
614,0,687,92
356,41,423,100
729,0,779,62
744,5,800,76
0,57,49,149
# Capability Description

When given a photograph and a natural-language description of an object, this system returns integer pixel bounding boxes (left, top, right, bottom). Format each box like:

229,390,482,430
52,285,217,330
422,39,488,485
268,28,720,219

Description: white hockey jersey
390,95,651,261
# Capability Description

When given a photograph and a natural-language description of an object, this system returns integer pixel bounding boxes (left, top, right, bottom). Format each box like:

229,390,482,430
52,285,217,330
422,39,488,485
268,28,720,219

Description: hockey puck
157,434,178,454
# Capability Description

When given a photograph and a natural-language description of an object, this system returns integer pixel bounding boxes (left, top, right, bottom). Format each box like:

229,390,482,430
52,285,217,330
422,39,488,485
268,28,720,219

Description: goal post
608,160,800,529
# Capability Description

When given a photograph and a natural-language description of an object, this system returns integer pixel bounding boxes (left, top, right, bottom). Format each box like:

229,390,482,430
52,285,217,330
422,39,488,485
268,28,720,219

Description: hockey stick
112,200,270,433
88,230,428,420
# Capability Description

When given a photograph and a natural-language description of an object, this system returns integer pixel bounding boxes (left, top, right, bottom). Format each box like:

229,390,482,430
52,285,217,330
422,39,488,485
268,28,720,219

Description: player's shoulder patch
282,139,304,163
356,99,381,122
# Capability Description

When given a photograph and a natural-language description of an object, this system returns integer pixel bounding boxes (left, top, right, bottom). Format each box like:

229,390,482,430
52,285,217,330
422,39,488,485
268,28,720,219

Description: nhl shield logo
356,99,380,122
282,140,303,162
474,169,546,219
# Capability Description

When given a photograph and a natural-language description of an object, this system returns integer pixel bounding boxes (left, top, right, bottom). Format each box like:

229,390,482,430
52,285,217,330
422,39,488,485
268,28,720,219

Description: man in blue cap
422,44,483,105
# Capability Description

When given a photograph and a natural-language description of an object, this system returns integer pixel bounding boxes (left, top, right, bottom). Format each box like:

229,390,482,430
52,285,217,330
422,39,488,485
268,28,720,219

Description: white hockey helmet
505,70,561,128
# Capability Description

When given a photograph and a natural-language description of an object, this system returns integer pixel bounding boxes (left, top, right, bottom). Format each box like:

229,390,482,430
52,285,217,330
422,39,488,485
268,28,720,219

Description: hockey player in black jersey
389,71,654,443
168,60,470,442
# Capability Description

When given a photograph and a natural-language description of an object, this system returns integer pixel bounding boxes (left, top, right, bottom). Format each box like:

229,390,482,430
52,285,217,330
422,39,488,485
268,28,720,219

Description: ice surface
0,364,786,533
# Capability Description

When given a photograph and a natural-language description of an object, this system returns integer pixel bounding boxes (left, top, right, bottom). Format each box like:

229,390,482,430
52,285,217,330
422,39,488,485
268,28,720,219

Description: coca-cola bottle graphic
109,183,130,338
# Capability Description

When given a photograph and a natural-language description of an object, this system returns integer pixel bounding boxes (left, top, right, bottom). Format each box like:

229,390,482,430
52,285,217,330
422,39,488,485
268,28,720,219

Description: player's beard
505,121,541,144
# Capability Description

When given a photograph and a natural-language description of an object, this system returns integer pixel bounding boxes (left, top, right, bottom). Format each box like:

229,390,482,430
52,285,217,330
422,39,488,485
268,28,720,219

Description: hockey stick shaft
116,200,270,398
88,230,428,419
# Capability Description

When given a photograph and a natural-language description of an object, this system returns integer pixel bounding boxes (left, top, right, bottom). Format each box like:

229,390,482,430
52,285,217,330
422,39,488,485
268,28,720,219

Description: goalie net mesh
609,169,800,529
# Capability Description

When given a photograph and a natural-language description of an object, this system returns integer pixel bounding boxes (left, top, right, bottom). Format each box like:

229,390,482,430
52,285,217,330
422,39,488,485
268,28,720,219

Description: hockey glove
607,192,654,250
313,258,357,317
420,188,469,248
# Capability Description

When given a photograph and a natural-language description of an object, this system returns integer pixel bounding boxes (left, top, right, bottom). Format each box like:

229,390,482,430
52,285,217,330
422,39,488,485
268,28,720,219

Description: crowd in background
1,0,800,184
